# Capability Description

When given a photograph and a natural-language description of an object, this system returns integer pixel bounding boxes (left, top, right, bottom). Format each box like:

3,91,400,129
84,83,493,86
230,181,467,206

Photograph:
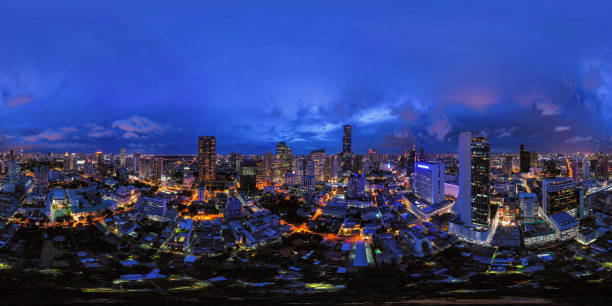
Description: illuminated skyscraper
197,136,216,185
342,124,352,154
133,152,141,173
70,153,76,170
153,157,164,182
458,132,491,228
63,152,70,170
408,145,416,175
276,142,292,173
310,149,326,181
120,148,126,168
96,151,103,169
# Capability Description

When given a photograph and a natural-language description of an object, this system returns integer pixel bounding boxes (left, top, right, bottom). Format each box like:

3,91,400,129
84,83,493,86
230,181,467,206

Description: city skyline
1,1,612,154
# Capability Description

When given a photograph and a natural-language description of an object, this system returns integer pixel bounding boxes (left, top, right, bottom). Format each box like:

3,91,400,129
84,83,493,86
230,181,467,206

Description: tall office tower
542,177,580,217
264,152,273,179
502,156,513,177
6,159,20,183
239,160,256,193
133,152,141,173
310,149,326,181
120,148,126,168
419,148,425,161
519,144,530,173
96,151,103,169
329,155,341,181
407,145,416,175
519,192,538,222
582,157,590,178
276,142,292,173
414,161,445,204
230,152,242,171
271,158,284,184
341,124,353,171
458,132,491,228
197,136,216,185
255,159,266,186
342,124,352,154
153,157,164,182
70,153,76,170
324,156,331,181
63,152,70,170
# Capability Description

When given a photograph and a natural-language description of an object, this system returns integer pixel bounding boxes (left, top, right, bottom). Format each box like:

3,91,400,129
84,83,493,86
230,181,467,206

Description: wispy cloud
555,126,571,132
111,115,165,136
4,94,35,107
565,136,593,143
534,99,562,116
23,126,78,142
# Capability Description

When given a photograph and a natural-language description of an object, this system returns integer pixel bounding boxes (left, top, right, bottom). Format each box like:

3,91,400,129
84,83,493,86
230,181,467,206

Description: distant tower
96,151,103,169
153,157,164,182
133,152,141,173
342,125,352,154
63,152,70,170
120,148,126,168
197,136,216,185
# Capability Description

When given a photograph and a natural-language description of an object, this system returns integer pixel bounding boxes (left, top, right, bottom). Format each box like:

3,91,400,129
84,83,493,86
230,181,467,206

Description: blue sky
1,1,611,154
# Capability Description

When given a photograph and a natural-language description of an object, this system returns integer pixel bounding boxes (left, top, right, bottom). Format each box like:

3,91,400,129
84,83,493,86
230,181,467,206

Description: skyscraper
408,145,416,175
342,124,352,154
198,136,216,185
120,148,126,168
519,144,530,173
96,151,103,169
133,152,141,173
153,157,164,182
276,142,292,174
310,149,326,181
458,132,491,228
63,152,70,170
239,159,257,193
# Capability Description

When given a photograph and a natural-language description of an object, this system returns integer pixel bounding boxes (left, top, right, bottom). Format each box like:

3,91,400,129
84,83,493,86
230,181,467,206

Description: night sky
1,1,611,154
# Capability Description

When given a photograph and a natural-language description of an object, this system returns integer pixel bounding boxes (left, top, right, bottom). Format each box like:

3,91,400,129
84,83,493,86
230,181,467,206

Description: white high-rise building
414,161,445,204
458,131,473,226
